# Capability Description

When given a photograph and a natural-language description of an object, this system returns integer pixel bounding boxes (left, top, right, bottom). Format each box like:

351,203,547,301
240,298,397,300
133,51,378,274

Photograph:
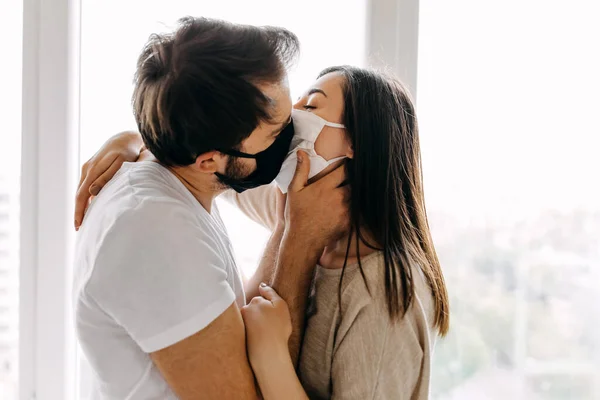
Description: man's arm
151,302,259,399
269,230,321,366
246,225,284,301
91,203,263,399
243,217,319,366
266,152,349,366
244,188,286,300
244,209,321,367
220,185,279,232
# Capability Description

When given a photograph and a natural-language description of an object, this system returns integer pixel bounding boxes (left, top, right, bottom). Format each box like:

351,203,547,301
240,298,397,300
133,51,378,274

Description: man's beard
216,156,254,190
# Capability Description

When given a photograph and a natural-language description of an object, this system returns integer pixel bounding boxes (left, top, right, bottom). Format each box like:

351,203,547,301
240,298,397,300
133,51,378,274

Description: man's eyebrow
271,114,292,136
308,88,328,97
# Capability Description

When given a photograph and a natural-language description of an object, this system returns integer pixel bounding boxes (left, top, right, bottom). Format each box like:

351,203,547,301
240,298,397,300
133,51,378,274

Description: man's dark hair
132,17,299,166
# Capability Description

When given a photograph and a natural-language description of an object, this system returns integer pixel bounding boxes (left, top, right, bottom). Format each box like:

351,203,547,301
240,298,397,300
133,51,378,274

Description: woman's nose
292,97,305,110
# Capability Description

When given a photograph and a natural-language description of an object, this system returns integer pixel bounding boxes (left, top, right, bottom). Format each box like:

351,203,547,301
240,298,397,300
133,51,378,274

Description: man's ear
194,151,226,173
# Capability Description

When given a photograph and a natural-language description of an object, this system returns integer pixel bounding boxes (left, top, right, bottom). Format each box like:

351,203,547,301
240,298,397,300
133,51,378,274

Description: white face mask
275,109,347,193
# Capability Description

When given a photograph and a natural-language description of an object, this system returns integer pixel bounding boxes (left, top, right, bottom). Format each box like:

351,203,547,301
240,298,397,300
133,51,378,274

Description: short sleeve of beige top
221,186,438,400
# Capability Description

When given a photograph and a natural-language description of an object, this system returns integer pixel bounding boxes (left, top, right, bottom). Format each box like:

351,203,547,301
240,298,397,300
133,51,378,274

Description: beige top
221,185,437,399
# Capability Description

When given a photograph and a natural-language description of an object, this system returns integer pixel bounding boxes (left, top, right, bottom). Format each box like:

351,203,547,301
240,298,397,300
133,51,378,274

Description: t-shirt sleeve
86,202,236,353
219,184,278,231
330,305,424,400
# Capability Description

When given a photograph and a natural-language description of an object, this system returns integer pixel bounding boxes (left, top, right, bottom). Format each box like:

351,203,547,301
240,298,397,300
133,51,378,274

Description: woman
77,66,449,399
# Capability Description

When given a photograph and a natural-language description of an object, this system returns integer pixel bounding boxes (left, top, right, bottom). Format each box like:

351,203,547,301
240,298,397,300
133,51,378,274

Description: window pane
0,1,22,399
418,1,600,399
79,1,366,398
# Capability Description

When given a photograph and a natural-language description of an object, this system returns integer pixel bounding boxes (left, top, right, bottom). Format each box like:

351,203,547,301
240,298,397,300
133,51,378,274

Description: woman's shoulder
326,253,436,400
336,252,384,309
339,251,436,331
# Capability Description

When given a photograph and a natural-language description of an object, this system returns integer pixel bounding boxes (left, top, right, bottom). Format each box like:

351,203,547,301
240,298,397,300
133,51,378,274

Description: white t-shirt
73,161,245,400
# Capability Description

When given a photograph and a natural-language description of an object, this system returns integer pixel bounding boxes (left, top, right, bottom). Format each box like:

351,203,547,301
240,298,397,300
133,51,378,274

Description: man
73,17,347,399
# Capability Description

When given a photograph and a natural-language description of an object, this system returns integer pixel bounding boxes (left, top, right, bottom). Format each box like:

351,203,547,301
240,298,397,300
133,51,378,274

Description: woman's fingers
75,177,93,229
258,283,283,306
74,153,119,229
89,155,126,196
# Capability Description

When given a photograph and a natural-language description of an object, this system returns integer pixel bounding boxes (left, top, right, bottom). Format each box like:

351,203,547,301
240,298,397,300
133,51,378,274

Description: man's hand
285,150,350,250
74,131,143,229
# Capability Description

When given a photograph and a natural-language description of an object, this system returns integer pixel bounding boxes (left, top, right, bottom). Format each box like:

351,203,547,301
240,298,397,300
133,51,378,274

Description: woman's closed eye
303,105,316,110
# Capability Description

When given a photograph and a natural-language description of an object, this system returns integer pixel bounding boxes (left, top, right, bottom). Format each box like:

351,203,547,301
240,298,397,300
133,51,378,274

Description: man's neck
166,165,223,213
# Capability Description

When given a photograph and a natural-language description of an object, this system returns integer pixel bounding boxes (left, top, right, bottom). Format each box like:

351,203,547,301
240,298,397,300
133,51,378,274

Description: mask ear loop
325,122,346,129
304,121,347,158
216,148,258,159
218,119,295,160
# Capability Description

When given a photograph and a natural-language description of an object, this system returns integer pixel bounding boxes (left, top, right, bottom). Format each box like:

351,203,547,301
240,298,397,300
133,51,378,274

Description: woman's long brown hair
321,66,450,335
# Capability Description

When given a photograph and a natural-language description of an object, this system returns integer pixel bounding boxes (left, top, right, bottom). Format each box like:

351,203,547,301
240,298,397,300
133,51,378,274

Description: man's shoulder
92,196,207,257
75,161,231,290
76,163,212,277
84,162,201,231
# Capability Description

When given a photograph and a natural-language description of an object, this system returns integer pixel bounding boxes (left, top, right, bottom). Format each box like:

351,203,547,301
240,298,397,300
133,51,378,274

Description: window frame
366,0,419,98
20,0,81,399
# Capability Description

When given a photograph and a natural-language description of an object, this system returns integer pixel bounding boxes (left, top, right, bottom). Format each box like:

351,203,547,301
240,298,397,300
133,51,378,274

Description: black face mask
215,121,294,193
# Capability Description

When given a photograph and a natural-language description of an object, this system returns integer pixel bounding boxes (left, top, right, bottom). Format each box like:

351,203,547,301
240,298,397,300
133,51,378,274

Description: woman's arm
74,130,282,231
252,347,308,400
219,184,279,231
74,131,143,229
241,284,309,400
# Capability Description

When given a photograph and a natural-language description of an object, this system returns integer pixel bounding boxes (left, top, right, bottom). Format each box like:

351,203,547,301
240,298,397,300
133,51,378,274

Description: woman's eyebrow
308,88,328,97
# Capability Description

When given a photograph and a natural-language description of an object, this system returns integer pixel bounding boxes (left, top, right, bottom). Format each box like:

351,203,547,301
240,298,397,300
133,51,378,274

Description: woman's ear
341,129,354,159
344,138,354,159
345,146,354,159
